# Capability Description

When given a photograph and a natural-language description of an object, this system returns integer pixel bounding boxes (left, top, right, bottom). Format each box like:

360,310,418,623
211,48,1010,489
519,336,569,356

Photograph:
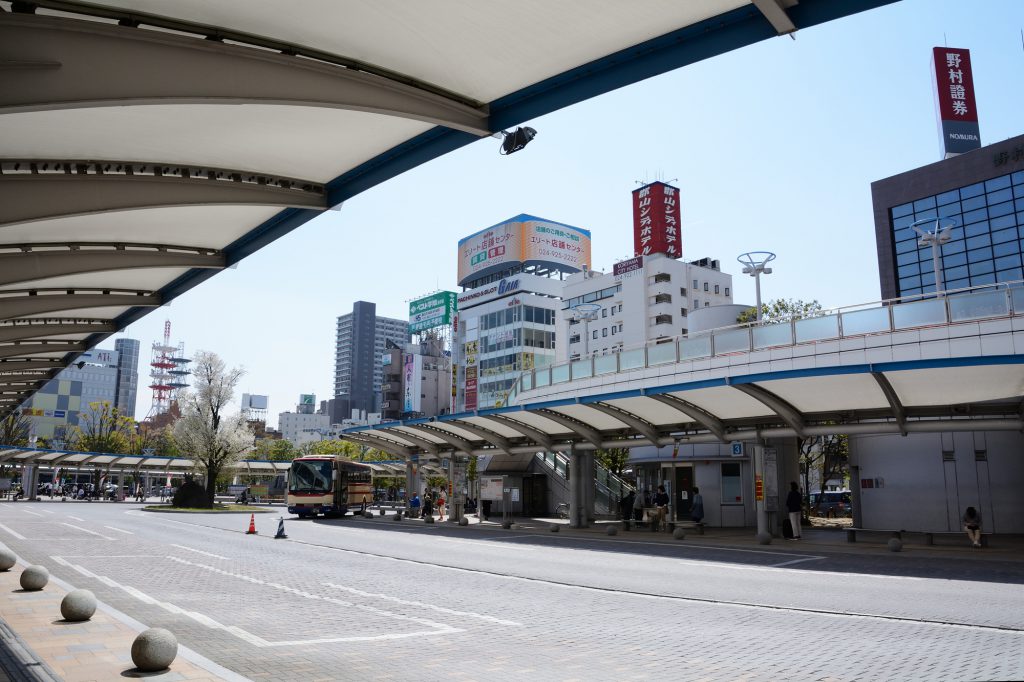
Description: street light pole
912,217,957,297
737,252,776,323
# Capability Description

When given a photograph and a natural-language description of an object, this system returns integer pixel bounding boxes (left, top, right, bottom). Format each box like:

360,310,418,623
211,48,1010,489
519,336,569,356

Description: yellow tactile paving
0,563,230,682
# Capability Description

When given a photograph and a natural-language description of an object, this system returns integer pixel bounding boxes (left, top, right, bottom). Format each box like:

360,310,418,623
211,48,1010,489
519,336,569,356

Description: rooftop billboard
409,291,457,333
632,182,681,259
457,214,591,286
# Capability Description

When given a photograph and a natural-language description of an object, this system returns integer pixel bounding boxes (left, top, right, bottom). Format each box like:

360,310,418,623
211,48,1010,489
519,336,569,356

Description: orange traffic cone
246,513,257,535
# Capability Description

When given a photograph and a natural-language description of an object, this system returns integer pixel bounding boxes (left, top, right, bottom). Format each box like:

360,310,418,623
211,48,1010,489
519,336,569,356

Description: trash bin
482,500,492,520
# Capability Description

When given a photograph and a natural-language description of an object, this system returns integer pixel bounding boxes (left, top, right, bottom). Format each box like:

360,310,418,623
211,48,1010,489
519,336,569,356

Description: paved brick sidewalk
0,560,245,682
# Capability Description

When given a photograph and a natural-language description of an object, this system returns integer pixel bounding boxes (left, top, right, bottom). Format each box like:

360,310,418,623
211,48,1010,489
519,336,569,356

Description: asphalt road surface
0,501,1021,682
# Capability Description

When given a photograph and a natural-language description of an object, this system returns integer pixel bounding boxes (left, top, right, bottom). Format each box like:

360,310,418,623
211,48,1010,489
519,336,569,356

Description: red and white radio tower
147,320,191,419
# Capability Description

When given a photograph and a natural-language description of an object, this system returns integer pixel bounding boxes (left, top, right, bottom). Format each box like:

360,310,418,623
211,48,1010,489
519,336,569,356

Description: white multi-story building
556,253,733,362
277,411,331,446
455,273,564,411
453,214,592,412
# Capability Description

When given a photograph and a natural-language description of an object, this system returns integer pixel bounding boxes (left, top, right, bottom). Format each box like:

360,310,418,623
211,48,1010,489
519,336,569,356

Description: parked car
810,490,852,518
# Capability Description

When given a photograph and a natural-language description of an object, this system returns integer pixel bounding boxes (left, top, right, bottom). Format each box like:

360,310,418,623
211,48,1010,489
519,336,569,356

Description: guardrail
508,281,1024,404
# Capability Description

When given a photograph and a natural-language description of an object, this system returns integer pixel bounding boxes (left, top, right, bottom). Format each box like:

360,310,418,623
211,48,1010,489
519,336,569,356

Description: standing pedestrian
409,492,422,519
653,485,669,531
438,492,446,521
690,487,705,525
962,506,983,548
632,487,645,522
622,489,636,521
786,482,803,540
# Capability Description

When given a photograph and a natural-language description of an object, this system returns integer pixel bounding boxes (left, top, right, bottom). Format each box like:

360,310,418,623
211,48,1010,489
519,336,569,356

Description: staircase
534,451,634,516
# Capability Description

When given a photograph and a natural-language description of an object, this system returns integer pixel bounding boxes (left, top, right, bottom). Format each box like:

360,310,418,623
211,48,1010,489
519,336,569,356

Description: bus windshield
288,459,333,493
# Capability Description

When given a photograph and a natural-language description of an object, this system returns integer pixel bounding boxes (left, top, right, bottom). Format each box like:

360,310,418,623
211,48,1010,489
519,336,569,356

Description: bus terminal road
0,500,1021,682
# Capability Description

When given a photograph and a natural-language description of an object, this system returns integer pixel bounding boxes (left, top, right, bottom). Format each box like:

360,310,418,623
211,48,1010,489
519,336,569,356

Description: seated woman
962,506,983,548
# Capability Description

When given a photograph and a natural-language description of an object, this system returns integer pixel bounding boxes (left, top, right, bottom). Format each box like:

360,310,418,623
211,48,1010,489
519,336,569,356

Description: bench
623,508,663,531
845,528,903,543
923,530,990,548
847,527,991,548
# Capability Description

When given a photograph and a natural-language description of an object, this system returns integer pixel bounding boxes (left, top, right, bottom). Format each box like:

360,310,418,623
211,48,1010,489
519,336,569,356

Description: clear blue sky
116,0,1024,426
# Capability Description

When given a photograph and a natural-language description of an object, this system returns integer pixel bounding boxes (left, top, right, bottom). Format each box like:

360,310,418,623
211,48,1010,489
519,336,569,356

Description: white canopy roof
0,0,896,414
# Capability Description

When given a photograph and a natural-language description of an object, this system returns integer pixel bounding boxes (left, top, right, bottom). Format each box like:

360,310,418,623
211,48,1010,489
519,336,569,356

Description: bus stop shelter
0,0,897,415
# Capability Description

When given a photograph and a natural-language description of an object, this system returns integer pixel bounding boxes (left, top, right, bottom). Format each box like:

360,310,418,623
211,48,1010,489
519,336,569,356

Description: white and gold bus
286,457,373,518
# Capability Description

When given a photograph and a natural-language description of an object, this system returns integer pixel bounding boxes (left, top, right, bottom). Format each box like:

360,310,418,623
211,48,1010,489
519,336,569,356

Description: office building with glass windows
872,133,1024,300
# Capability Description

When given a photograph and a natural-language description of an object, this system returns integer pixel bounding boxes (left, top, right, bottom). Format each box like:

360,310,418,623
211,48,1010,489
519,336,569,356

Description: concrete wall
850,430,1024,533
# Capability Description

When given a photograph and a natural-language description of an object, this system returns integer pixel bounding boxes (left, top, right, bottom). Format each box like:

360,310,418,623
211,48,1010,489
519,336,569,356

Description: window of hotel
653,273,671,283
724,287,730,296
703,282,709,291
602,328,608,337
714,284,720,294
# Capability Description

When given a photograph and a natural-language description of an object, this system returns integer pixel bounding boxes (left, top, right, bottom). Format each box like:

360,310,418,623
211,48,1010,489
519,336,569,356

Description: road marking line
501,533,814,559
104,526,134,535
433,537,535,551
322,581,521,626
0,523,25,540
171,544,230,561
67,515,85,522
164,555,465,644
60,522,116,540
20,509,42,517
38,509,55,514
772,556,826,568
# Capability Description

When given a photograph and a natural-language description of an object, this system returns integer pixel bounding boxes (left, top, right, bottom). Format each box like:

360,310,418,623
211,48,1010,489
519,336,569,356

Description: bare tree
799,432,849,516
173,351,254,507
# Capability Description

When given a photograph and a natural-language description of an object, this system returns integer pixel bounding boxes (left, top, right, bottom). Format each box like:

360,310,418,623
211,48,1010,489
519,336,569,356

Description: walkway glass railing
507,281,1024,404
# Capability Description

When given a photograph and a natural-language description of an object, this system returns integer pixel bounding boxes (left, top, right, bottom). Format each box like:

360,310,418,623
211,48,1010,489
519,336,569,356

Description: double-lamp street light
737,251,776,323
911,217,958,297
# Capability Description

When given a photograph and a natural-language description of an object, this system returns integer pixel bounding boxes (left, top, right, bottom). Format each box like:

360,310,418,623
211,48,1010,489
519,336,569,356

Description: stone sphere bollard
131,627,178,672
60,589,97,622
393,511,403,521
888,538,903,552
458,517,468,527
501,520,512,530
606,525,618,536
0,548,16,571
756,531,772,545
549,524,559,532
363,510,373,519
673,528,686,540
378,509,386,517
20,565,48,591
423,515,434,524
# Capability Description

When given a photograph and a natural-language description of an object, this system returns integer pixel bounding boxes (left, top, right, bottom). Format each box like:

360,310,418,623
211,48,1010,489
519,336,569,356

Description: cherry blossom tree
173,351,254,507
